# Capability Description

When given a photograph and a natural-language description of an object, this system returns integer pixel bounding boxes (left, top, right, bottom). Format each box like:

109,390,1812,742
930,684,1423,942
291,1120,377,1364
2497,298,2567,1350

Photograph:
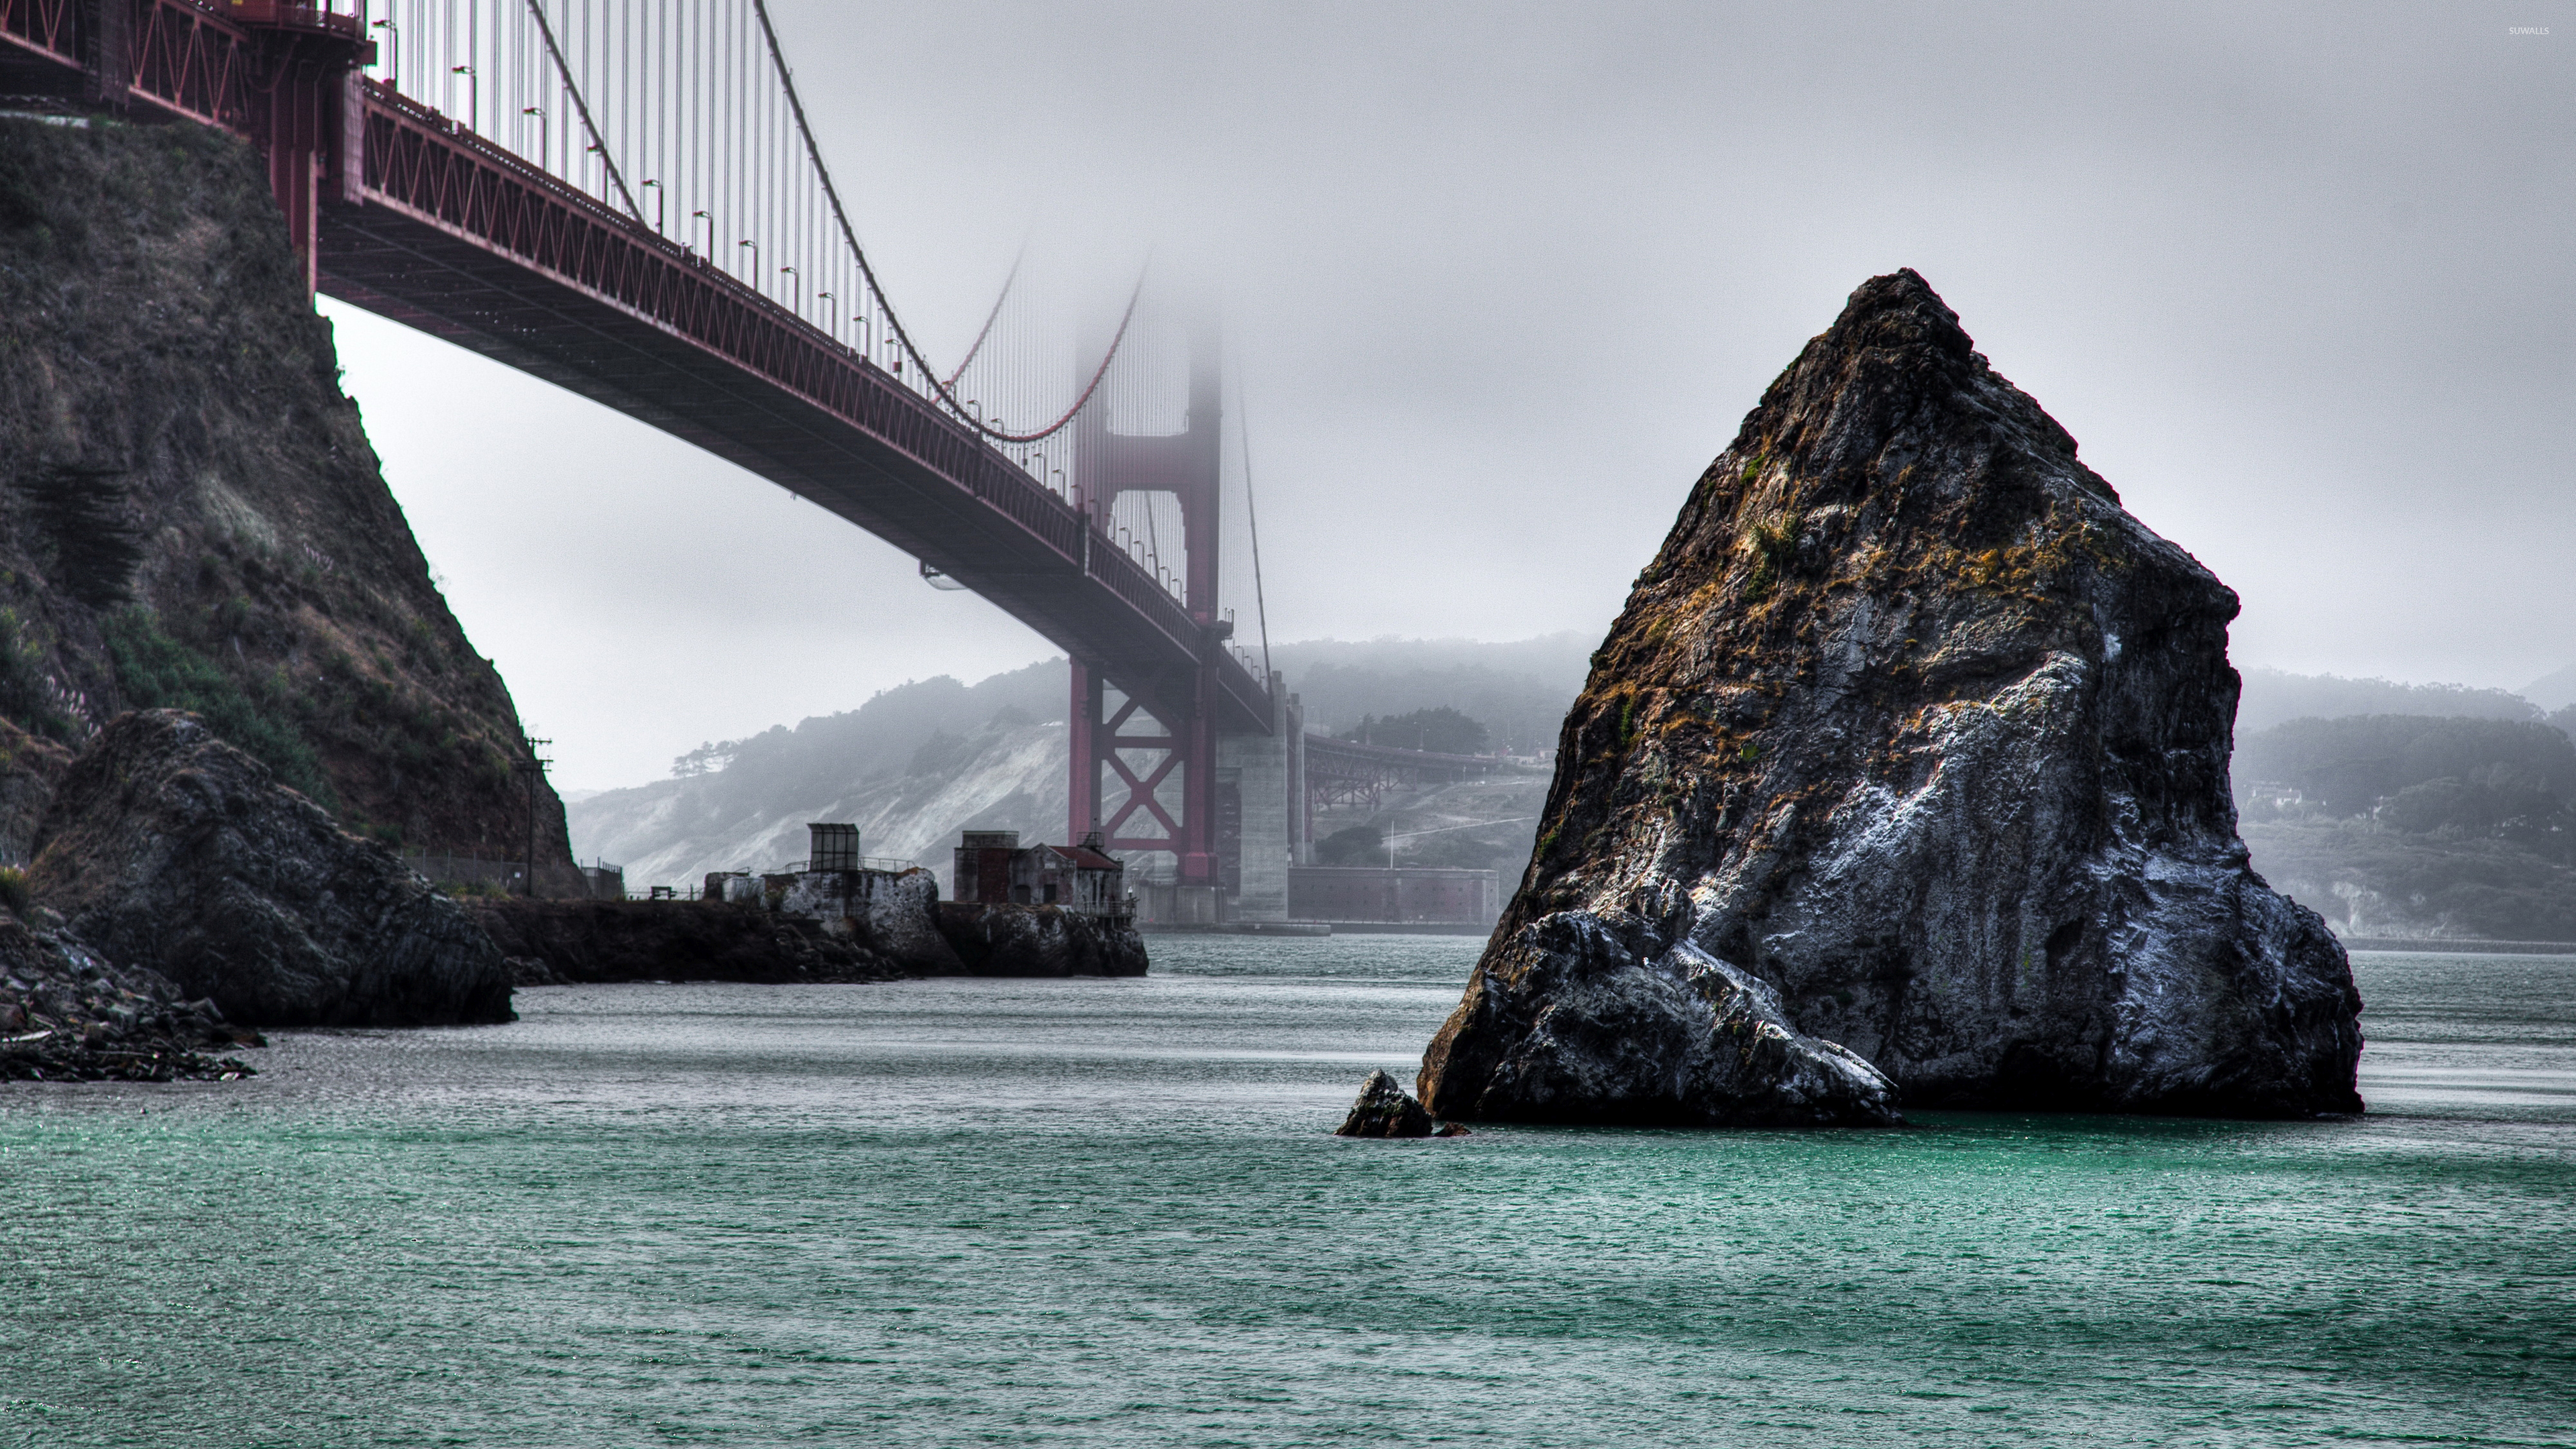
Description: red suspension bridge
1,0,1296,914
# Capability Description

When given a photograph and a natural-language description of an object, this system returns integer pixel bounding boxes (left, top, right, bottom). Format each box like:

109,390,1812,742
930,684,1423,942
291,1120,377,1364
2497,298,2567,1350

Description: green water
3,942,2571,1448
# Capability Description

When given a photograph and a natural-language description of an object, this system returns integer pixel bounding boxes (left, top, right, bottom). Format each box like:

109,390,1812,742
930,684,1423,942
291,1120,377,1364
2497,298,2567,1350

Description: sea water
1,941,2570,1448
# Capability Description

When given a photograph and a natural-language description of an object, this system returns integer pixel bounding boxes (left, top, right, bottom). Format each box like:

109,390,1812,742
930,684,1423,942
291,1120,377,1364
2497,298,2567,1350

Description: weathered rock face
466,898,914,985
1422,270,2363,1124
0,908,260,1082
29,711,514,1026
0,118,576,881
935,903,1148,977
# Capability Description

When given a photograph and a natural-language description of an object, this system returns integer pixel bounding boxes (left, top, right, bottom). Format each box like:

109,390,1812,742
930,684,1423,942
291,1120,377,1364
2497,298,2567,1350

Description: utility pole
517,737,552,898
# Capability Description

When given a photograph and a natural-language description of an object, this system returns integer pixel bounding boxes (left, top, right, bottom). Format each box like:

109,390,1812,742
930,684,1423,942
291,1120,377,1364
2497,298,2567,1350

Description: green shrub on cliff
101,606,327,804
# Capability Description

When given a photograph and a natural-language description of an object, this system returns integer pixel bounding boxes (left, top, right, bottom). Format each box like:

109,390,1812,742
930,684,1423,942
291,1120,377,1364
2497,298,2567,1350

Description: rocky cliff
0,117,573,881
1421,270,2363,1124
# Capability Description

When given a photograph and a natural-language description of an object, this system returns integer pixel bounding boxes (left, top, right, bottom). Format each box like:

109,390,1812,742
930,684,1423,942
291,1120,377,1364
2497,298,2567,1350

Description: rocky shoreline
0,910,261,1083
467,897,912,985
469,890,1148,985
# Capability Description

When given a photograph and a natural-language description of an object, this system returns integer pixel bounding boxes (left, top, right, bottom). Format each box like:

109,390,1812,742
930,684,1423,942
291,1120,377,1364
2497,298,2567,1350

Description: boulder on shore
28,711,514,1026
1420,270,2363,1126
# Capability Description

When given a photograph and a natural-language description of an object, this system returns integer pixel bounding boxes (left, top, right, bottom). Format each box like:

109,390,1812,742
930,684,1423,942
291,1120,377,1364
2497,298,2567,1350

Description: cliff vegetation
0,117,572,879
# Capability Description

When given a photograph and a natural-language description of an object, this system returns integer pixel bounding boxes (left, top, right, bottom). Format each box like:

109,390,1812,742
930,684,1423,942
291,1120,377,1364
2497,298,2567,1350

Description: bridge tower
1065,317,1237,916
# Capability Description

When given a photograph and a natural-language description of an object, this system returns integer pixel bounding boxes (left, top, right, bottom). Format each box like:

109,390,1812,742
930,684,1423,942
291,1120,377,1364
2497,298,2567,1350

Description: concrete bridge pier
1218,675,1302,922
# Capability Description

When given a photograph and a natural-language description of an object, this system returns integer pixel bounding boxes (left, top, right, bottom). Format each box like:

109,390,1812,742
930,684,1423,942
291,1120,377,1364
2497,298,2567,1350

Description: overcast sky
323,1,2575,790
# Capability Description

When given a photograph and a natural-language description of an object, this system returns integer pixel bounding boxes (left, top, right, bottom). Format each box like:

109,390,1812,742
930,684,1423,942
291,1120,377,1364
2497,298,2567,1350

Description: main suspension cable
943,238,1026,392
747,0,1138,445
1235,364,1273,686
523,0,645,223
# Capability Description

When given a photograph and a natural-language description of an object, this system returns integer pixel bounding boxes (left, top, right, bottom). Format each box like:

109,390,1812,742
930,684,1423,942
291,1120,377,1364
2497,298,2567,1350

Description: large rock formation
0,117,575,880
29,711,513,1026
1421,270,2363,1124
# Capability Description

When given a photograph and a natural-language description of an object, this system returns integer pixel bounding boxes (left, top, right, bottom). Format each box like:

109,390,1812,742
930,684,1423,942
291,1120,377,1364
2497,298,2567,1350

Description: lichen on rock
1420,269,2363,1126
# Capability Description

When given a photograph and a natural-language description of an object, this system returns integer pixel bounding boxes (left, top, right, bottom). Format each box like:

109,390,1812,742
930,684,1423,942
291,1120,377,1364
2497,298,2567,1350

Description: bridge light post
738,239,760,290
450,65,475,131
690,209,712,260
640,179,663,236
817,290,837,341
370,18,396,91
780,266,800,314
520,105,547,172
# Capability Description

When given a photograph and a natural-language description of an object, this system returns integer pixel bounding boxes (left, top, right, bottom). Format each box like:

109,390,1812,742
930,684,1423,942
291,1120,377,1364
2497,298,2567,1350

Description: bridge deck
0,2,1267,734
324,87,1267,735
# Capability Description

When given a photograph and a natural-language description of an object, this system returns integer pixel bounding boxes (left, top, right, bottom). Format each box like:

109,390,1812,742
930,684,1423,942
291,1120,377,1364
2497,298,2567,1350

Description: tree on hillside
2236,714,2576,861
1317,824,1384,866
1340,706,1489,755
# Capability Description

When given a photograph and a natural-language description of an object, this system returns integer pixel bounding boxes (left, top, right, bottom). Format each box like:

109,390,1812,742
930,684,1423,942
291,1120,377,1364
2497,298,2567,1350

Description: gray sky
324,1,2575,790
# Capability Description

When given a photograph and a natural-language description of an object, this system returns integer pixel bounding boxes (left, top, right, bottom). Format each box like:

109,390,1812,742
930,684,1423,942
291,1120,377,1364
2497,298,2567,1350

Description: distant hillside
2525,663,2576,714
2237,667,2544,735
572,637,1591,892
569,661,1068,893
2237,713,2576,941
1274,633,1589,753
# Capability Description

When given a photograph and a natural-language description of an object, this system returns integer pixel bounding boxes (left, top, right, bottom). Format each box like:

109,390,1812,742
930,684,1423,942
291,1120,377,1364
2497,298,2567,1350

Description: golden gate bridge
1,0,1320,917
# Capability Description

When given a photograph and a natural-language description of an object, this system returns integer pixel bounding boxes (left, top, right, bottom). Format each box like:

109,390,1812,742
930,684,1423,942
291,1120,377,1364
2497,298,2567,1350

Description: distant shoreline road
2341,937,2576,956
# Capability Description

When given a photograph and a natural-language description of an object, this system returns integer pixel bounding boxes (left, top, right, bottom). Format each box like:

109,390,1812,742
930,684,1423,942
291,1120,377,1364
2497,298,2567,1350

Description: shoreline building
952,830,1130,916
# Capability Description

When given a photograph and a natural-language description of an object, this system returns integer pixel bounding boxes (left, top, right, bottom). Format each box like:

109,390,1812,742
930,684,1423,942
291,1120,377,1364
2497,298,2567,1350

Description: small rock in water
1335,1069,1442,1138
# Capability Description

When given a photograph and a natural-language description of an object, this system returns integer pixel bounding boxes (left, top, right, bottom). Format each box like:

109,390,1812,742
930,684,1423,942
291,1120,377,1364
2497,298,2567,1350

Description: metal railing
768,856,918,875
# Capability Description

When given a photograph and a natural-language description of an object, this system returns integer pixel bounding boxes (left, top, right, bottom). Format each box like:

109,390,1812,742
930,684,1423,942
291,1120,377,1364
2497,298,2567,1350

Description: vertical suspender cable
520,0,643,221
1234,368,1275,686
746,0,1137,442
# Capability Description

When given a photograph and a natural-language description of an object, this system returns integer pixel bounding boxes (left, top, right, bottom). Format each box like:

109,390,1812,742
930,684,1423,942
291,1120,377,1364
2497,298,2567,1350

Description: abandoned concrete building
952,830,1130,916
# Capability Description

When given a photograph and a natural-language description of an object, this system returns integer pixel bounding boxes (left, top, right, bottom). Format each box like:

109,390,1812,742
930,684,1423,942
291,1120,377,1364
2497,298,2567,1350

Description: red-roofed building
953,830,1130,917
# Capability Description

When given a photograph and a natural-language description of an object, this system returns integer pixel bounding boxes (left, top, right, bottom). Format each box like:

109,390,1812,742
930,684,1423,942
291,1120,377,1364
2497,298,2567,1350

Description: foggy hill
568,661,1069,894
2524,663,2576,714
1271,633,1591,754
2236,667,2547,735
570,636,1593,891
2239,714,2576,941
